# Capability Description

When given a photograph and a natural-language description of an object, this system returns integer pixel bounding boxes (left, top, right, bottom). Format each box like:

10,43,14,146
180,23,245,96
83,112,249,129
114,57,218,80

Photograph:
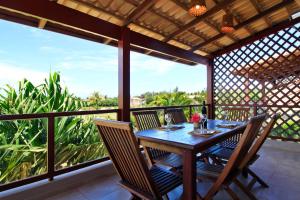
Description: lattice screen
214,23,300,141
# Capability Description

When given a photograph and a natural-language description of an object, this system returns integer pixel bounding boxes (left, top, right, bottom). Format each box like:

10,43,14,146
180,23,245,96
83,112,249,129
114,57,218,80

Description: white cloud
0,63,48,87
131,52,177,75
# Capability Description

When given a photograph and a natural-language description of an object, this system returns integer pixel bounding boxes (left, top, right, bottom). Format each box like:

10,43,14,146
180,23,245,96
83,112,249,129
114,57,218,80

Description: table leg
183,150,197,200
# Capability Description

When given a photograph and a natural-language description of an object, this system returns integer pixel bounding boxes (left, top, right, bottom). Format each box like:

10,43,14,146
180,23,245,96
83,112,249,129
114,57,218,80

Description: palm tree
148,88,192,106
88,91,104,109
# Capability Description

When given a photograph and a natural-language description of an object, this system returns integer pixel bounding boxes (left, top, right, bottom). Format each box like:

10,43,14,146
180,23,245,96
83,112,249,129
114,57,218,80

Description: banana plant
0,72,107,184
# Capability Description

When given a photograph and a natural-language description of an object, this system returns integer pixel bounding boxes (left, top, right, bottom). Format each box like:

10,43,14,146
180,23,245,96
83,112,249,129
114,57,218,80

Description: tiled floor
4,140,300,200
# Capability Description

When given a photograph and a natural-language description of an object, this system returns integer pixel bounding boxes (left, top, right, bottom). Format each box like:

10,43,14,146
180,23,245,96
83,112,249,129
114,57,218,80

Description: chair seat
211,147,234,160
196,161,224,178
211,147,260,164
154,153,183,169
199,145,222,158
221,139,238,149
150,166,182,195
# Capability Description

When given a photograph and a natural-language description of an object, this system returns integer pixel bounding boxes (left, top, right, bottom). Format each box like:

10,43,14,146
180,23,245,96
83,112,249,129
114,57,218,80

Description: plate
216,123,238,129
188,129,220,137
158,125,185,131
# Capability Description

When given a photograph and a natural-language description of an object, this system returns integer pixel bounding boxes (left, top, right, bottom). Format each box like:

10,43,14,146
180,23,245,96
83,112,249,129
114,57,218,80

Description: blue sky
0,20,207,98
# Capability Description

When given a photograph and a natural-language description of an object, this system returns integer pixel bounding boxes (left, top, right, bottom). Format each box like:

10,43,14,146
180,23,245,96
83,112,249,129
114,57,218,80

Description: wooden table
136,119,246,200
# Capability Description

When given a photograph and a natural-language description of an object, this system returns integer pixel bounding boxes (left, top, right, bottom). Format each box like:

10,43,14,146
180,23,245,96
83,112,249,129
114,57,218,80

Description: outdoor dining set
94,108,279,200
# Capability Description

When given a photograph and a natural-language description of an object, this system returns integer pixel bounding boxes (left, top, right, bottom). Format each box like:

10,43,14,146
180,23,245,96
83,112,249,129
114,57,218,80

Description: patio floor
2,140,300,200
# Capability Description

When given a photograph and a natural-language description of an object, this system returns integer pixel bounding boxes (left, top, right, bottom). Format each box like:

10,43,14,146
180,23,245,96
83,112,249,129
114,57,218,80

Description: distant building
130,97,145,107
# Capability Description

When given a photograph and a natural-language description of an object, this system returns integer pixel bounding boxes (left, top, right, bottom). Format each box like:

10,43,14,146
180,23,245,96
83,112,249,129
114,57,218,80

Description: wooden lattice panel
214,23,300,141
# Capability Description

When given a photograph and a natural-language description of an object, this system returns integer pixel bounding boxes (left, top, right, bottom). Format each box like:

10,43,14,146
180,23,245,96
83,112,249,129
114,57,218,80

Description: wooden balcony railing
0,104,205,191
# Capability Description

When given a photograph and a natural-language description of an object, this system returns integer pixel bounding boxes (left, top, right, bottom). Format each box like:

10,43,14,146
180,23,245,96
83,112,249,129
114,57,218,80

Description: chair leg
247,168,269,188
234,178,258,200
242,168,248,178
224,185,240,200
247,178,257,190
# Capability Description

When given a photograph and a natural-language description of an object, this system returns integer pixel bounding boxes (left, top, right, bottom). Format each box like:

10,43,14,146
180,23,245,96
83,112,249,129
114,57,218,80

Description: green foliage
0,72,107,184
141,88,207,107
87,92,118,108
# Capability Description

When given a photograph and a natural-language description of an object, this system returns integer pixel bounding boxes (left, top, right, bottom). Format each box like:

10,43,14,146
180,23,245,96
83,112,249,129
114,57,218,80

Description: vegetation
0,72,107,184
87,91,118,108
139,87,207,107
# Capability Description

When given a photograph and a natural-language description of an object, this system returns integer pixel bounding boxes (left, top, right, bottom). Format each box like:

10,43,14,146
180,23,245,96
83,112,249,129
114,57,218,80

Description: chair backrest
223,107,251,122
132,110,161,131
165,108,187,124
215,114,266,184
94,119,159,198
240,114,280,168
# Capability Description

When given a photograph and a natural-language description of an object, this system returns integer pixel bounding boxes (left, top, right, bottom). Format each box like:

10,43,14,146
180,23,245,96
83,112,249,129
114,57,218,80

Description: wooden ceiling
57,0,300,56
233,49,300,82
0,0,299,65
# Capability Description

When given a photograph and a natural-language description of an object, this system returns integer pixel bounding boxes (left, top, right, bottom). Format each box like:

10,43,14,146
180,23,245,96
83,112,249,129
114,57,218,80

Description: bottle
201,101,207,128
201,101,207,115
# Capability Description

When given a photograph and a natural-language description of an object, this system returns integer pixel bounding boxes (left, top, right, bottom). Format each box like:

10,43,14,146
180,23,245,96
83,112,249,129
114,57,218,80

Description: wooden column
207,59,215,119
118,27,130,122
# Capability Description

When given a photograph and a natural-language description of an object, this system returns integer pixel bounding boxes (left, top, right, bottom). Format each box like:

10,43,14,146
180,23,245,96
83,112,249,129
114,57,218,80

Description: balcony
0,1,299,200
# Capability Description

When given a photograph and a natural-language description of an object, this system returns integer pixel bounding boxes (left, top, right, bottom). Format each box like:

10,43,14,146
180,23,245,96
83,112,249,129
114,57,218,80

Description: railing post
207,59,215,119
118,27,131,122
48,116,55,181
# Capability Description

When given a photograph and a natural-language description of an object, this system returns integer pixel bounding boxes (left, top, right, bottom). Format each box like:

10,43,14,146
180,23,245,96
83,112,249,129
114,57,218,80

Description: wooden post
207,59,215,119
47,116,55,181
118,27,131,122
182,149,197,200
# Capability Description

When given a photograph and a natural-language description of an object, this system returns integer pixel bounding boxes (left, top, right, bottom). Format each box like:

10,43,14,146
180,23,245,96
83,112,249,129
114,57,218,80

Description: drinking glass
222,110,229,121
165,113,172,130
201,114,207,132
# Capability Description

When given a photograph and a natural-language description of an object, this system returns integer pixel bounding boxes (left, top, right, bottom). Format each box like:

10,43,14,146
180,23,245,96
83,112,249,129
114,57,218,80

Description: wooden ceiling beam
203,19,238,42
38,18,47,29
74,0,210,55
123,0,157,26
0,0,209,64
74,0,117,20
249,0,273,27
213,17,300,56
103,38,113,44
191,0,294,52
164,0,236,42
126,0,214,53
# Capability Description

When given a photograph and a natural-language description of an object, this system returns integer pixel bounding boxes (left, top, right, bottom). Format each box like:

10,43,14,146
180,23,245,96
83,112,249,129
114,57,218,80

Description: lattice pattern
214,23,300,141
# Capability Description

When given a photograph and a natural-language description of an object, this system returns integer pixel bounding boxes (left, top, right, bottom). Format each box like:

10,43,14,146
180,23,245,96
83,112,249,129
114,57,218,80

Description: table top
136,119,246,151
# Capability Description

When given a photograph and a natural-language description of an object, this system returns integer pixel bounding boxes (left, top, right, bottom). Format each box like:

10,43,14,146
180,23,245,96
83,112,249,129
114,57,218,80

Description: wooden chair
165,108,187,124
222,107,251,122
196,114,266,200
94,119,182,200
210,114,280,190
221,107,251,149
132,110,183,169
